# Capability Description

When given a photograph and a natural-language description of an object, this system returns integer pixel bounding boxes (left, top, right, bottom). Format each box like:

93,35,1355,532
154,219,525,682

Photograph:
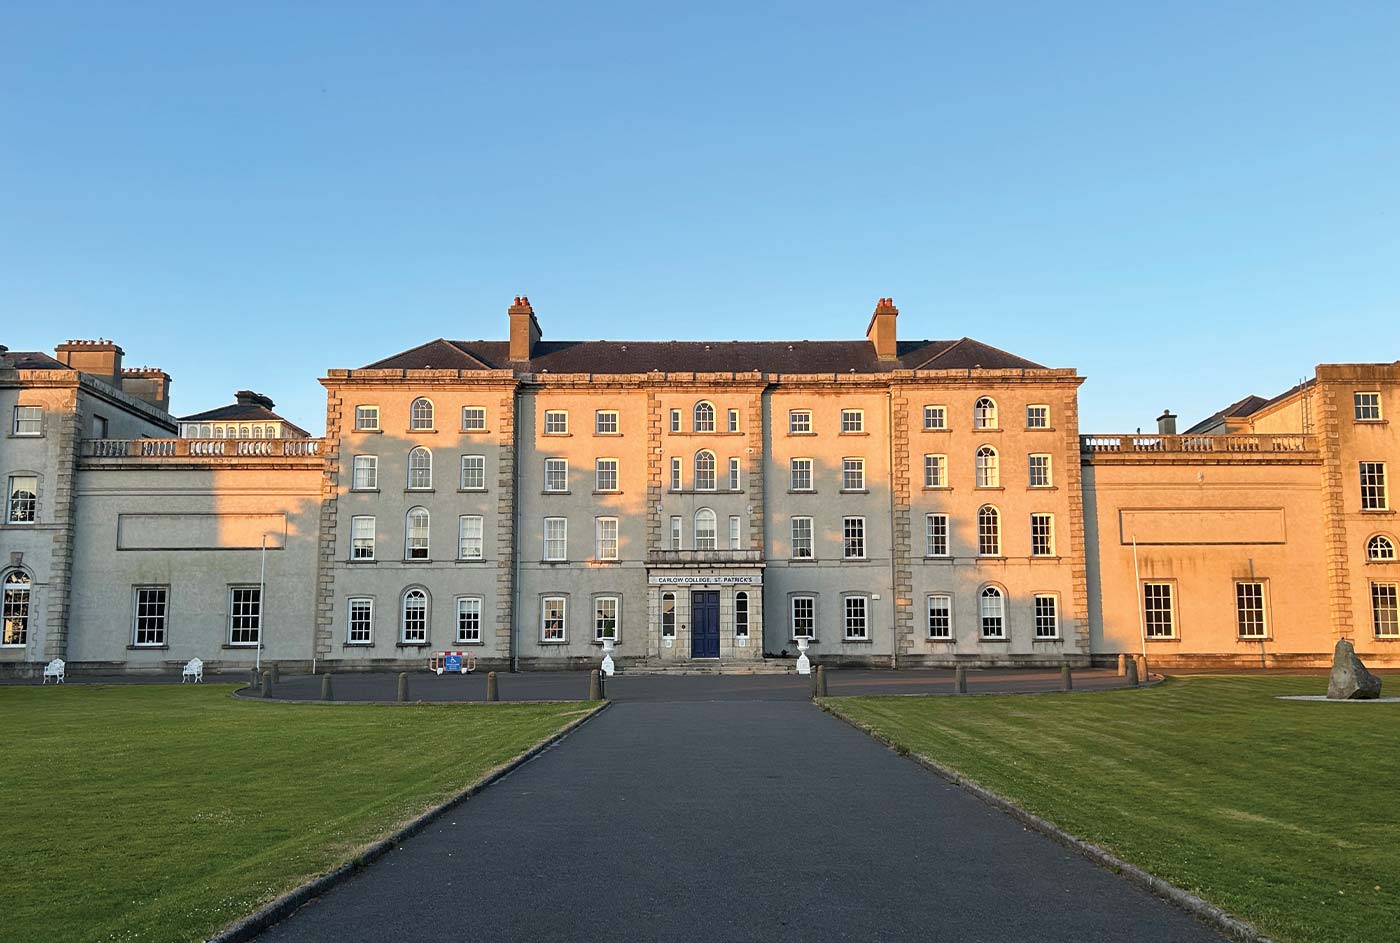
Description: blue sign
444,653,462,673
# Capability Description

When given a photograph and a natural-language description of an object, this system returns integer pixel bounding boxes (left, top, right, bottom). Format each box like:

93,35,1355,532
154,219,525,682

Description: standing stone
486,671,499,702
1061,664,1073,691
1125,658,1139,687
320,673,333,701
1134,654,1149,682
954,665,967,694
1116,654,1127,677
589,668,603,701
261,670,273,698
396,672,409,703
815,664,828,697
1327,639,1382,700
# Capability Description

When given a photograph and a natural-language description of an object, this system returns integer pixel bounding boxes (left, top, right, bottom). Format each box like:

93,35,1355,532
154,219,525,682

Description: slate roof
362,337,1045,374
1184,380,1316,434
4,350,72,370
180,392,311,437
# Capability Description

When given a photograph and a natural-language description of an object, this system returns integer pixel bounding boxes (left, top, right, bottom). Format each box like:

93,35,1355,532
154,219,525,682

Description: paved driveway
255,693,1221,942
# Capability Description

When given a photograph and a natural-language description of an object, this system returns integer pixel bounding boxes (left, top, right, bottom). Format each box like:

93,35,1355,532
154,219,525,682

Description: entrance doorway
691,591,720,658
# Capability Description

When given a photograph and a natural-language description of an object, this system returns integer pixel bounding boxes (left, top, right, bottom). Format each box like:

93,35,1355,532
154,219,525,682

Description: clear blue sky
3,2,1397,433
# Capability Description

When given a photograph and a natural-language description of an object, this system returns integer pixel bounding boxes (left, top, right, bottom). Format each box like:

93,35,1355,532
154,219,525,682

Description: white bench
42,659,65,684
182,658,204,683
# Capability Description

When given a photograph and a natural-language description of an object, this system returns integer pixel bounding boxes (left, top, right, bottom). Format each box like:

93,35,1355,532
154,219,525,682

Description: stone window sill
841,637,873,644
976,486,1006,492
668,431,743,437
541,432,572,437
222,644,259,650
397,642,429,649
126,644,168,651
404,557,432,563
922,486,953,492
839,431,870,437
840,488,869,495
405,488,435,494
347,557,377,564
453,639,486,646
351,428,382,435
1031,637,1062,643
919,428,952,434
1026,426,1057,432
593,490,624,496
787,431,817,437
460,429,491,435
1360,509,1396,515
405,429,437,434
788,489,817,495
343,642,374,648
542,490,571,496
978,637,1010,643
458,488,488,494
349,488,380,494
538,639,569,645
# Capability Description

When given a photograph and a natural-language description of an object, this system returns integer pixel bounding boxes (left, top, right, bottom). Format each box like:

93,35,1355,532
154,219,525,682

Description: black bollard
589,668,603,700
1061,663,1073,691
815,664,828,697
954,664,967,694
261,670,273,698
1125,658,1140,687
486,670,499,702
397,672,409,703
321,673,333,701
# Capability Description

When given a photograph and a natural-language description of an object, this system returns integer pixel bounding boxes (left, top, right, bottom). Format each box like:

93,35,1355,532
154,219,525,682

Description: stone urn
600,636,616,677
796,637,811,676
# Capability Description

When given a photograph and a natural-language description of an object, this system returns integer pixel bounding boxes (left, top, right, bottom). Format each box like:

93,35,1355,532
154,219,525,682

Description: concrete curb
818,701,1274,943
229,687,587,706
205,700,611,943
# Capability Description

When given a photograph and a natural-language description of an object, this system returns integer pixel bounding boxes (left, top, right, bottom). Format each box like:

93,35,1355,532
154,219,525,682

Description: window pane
1034,595,1058,638
1236,582,1267,638
927,595,952,639
229,587,262,645
1144,583,1175,637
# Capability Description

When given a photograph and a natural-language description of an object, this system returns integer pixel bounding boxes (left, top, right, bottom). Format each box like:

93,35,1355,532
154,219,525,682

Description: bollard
261,670,273,698
397,672,409,703
270,663,280,685
486,671,499,702
1061,663,1073,691
1116,653,1127,677
815,664,827,697
954,664,967,694
811,667,820,699
250,668,261,690
1125,658,1140,687
589,668,603,701
1135,654,1149,683
321,673,333,701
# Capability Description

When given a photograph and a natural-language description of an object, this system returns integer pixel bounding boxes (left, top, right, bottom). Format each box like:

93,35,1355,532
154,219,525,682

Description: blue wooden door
691,591,720,658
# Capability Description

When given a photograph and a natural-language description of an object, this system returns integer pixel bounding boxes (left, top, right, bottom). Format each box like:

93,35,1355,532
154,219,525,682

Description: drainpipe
510,382,523,672
887,390,898,670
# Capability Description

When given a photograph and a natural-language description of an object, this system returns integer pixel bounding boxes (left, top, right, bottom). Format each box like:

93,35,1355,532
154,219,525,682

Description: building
2,303,1396,675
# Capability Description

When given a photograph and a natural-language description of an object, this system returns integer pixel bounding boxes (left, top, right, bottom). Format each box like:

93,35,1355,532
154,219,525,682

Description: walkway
255,684,1222,942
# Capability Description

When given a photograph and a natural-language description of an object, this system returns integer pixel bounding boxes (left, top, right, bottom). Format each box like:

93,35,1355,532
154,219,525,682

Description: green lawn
1,684,595,943
826,675,1399,943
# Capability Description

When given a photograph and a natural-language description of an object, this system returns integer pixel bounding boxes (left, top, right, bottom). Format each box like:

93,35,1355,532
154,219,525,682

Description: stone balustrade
81,437,324,460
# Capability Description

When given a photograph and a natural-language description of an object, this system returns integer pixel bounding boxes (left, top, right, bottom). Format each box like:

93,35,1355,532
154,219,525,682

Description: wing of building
2,302,1397,677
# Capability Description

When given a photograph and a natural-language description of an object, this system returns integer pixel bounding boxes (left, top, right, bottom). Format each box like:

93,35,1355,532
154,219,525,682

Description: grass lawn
826,674,1399,943
1,684,595,943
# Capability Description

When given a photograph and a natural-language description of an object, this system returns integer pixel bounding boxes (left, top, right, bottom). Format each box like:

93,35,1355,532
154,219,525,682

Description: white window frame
670,515,683,550
596,517,619,561
727,408,740,433
923,454,947,489
841,458,865,491
595,410,619,435
843,594,869,640
788,410,812,434
7,475,38,524
670,409,681,433
1373,582,1399,638
409,397,435,431
695,508,717,550
791,595,815,640
671,457,683,491
406,507,430,560
544,410,569,434
351,455,378,491
695,450,717,491
1026,404,1049,429
1030,513,1055,557
1235,580,1268,639
693,401,716,433
977,505,1000,557
792,517,814,559
12,405,43,437
458,515,484,560
1028,454,1053,488
544,517,567,561
1355,391,1382,422
347,597,373,644
728,457,741,491
979,586,1006,640
401,589,428,643
541,596,567,642
1368,534,1397,562
1143,581,1177,639
975,446,999,488
407,446,433,490
843,516,866,560
354,405,379,431
350,515,376,561
925,513,949,557
927,593,953,639
790,458,813,491
922,405,947,431
1033,593,1059,639
595,458,619,493
734,591,749,638
228,585,262,646
132,585,169,647
661,592,677,638
729,515,742,550
460,454,486,491
1360,462,1388,510
2,571,30,646
973,397,998,430
840,409,864,434
594,595,620,642
544,457,568,492
456,596,482,644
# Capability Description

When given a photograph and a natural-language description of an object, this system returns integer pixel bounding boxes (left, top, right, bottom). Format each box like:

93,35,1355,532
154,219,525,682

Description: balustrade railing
1080,433,1315,454
82,438,323,459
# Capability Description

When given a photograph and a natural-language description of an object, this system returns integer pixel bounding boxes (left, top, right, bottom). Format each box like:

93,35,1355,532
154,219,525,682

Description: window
456,597,481,643
923,454,947,488
735,592,749,637
693,401,715,433
350,516,376,560
459,516,484,560
1026,405,1049,428
594,596,619,641
228,586,262,646
789,410,812,434
791,459,813,491
979,587,1005,639
729,515,742,550
132,587,168,646
409,398,434,430
843,517,866,559
1236,582,1267,638
7,475,37,524
661,593,676,637
544,518,567,561
544,458,568,492
1034,594,1059,639
1143,582,1176,638
1369,535,1397,561
595,410,619,434
462,406,487,431
670,409,681,433
728,457,741,490
402,589,428,643
407,447,432,489
596,517,619,560
347,598,373,644
670,516,682,550
1355,392,1382,422
695,509,717,550
973,397,998,429
542,596,567,641
841,458,865,491
595,458,619,492
728,409,740,433
2,571,30,645
92,415,108,438
841,409,864,434
1360,462,1388,510
695,451,716,491
12,405,42,436
975,446,999,488
1028,454,1052,488
925,514,949,557
406,508,430,560
544,410,568,434
922,405,947,431
791,596,815,639
792,517,814,559
927,594,952,639
1031,513,1055,556
977,505,1000,556
1373,582,1399,638
461,454,486,490
351,455,378,490
671,457,683,491
844,595,869,640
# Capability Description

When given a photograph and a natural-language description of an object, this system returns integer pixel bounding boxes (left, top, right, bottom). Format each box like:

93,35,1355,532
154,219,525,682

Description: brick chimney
1157,410,1178,435
865,297,899,361
56,339,124,385
509,296,541,362
121,368,172,412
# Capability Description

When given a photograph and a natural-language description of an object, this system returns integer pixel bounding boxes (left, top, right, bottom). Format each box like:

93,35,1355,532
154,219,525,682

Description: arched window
1369,535,1397,562
406,507,430,560
3,571,31,645
975,446,999,488
979,586,1005,638
695,450,717,491
213,425,225,438
410,397,435,430
974,397,998,429
693,401,716,433
401,588,428,643
251,425,264,439
408,446,432,489
977,505,1000,556
661,592,676,638
735,591,749,638
695,508,717,550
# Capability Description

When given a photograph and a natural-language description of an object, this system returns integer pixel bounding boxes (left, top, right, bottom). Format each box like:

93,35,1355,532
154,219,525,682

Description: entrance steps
620,660,796,677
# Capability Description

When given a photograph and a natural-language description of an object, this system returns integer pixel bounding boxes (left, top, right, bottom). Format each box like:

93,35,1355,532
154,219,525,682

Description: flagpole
256,533,267,673
1132,534,1147,658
